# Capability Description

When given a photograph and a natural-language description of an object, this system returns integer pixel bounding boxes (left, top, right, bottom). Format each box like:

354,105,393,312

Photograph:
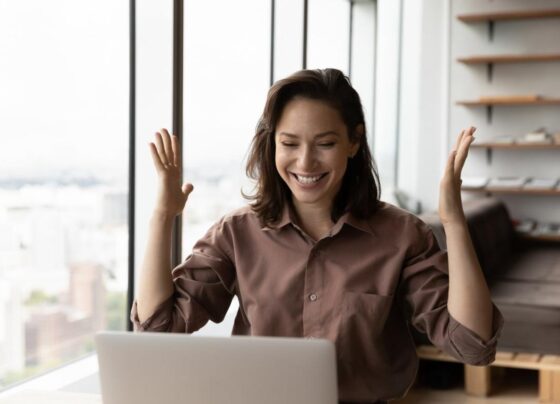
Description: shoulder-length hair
243,68,381,227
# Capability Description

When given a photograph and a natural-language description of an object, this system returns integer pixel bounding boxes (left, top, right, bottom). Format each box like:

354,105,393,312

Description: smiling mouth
291,172,328,185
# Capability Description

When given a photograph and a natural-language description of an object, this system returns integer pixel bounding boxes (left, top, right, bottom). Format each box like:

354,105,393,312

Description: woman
132,68,503,403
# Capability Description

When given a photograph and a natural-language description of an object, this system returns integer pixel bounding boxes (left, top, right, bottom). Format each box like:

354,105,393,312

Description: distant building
25,262,106,367
102,192,127,227
0,279,25,377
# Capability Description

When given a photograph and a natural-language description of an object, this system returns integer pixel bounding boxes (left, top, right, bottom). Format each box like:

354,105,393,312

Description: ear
349,124,364,158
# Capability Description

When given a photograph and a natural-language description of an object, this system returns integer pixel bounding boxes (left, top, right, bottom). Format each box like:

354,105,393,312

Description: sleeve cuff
130,298,174,332
448,303,504,366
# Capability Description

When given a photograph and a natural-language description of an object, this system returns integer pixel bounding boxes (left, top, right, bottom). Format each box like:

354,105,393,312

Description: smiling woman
133,68,503,403
244,69,380,235
274,99,361,238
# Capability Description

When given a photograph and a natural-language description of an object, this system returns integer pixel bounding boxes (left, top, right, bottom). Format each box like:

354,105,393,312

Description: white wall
397,0,449,213
449,0,560,222
399,0,560,224
134,0,174,291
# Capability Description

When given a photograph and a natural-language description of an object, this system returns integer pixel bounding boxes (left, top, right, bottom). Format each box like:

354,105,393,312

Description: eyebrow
278,131,340,139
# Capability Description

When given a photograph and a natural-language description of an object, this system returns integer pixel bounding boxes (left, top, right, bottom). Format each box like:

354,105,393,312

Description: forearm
136,211,176,323
444,220,493,341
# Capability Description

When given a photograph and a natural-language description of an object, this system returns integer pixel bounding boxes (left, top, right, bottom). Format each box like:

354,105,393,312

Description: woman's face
274,97,360,212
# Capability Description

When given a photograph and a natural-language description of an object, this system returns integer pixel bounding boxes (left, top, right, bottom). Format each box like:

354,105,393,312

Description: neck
291,199,334,240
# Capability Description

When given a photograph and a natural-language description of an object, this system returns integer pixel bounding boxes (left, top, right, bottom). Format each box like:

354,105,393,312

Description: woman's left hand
438,126,476,226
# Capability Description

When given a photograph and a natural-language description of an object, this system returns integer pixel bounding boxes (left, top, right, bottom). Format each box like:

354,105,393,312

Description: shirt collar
262,202,376,237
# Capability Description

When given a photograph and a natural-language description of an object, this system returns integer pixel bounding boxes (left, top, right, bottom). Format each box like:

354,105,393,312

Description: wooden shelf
457,9,560,23
457,54,560,64
471,143,560,150
462,187,560,195
519,233,560,243
457,98,560,106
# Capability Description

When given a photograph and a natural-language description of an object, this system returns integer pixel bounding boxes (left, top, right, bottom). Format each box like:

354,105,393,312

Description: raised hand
438,126,476,226
149,128,194,217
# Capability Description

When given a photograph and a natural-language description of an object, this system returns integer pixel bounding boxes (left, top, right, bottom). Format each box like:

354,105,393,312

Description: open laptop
95,331,338,404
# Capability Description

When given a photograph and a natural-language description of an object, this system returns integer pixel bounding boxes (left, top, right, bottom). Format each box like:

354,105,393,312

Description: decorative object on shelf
523,178,559,190
461,177,489,189
487,177,528,189
516,128,553,145
513,218,536,234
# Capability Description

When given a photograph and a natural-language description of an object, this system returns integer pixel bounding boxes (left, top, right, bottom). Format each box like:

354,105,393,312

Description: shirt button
309,293,317,302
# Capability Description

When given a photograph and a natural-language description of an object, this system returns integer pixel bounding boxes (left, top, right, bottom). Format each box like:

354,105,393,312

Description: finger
160,128,174,166
154,131,170,165
148,142,165,171
171,134,181,167
444,149,456,182
182,182,194,197
453,129,465,152
455,127,476,175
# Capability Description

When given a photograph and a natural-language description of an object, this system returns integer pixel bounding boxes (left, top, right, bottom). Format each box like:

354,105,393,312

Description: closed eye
319,142,335,147
281,142,298,147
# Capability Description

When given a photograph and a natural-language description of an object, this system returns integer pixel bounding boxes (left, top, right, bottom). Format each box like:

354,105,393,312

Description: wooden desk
0,391,101,404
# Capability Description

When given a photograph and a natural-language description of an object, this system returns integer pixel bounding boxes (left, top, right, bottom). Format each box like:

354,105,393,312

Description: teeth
295,174,323,184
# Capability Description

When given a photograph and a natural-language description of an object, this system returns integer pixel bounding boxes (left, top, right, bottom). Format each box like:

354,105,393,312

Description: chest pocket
338,291,394,364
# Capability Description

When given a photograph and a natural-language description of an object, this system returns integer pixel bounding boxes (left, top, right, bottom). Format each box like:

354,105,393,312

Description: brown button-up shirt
131,201,503,403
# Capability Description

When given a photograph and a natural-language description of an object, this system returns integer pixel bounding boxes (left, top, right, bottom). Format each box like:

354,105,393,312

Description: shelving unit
457,98,560,106
457,54,560,65
520,234,560,243
457,9,560,42
457,9,560,23
455,6,560,245
456,98,560,124
471,143,560,150
470,142,560,163
457,54,560,81
462,187,560,196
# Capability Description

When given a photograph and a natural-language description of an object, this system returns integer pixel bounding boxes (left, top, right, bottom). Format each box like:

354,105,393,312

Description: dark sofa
419,197,560,355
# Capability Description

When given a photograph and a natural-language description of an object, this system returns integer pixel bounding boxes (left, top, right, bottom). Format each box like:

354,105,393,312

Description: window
0,1,129,389
180,0,271,335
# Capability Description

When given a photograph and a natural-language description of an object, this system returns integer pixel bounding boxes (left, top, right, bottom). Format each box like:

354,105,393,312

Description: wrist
151,209,176,222
442,218,469,233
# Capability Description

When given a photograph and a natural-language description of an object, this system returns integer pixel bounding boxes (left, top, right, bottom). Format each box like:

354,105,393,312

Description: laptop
95,331,338,404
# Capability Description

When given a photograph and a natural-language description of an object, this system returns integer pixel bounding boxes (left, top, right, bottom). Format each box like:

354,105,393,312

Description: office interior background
1,0,559,401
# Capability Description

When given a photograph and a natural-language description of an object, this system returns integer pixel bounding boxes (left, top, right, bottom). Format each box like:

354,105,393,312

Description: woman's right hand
149,128,194,217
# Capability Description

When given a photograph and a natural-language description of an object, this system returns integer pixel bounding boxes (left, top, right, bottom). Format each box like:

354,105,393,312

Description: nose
297,145,317,171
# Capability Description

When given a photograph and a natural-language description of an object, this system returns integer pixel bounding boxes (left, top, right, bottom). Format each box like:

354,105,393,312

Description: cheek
274,151,287,176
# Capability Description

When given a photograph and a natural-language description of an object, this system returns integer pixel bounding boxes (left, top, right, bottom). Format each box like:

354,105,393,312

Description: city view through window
0,1,129,389
0,0,392,389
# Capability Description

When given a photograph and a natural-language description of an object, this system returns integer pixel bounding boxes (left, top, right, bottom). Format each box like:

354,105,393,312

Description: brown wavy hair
243,68,381,227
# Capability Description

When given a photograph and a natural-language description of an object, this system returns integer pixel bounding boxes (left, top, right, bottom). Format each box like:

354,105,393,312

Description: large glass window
0,1,129,389
181,0,270,336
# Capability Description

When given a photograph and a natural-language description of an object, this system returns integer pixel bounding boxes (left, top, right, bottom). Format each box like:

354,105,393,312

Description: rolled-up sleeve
130,217,236,333
400,218,504,366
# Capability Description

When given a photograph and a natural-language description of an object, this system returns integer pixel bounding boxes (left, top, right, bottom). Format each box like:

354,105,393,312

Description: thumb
182,182,194,197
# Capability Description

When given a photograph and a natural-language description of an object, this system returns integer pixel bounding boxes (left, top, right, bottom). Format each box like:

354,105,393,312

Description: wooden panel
457,9,560,23
495,351,515,361
471,143,560,149
462,187,560,196
541,356,560,365
540,370,553,401
553,371,560,400
457,98,560,106
514,353,542,363
458,54,560,64
464,365,492,397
